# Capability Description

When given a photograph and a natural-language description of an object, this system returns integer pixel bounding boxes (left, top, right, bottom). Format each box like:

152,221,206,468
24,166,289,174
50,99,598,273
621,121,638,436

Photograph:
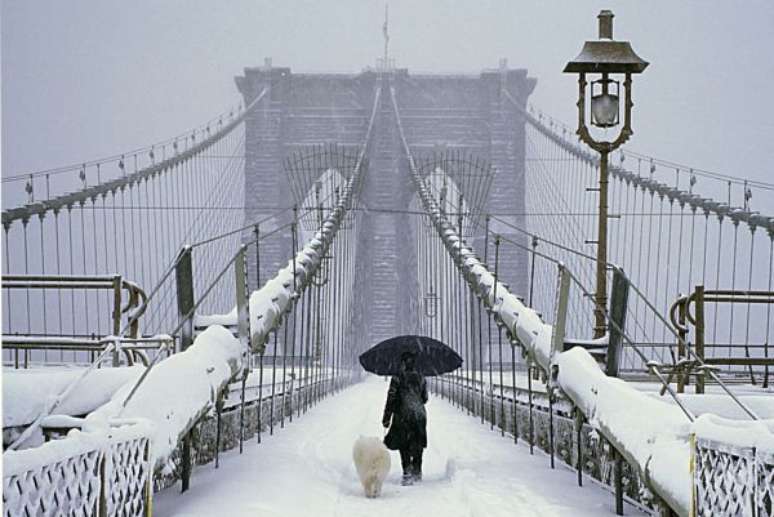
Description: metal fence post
551,265,571,362
544,265,571,471
613,445,624,515
235,245,250,454
677,298,688,393
112,275,122,367
606,269,630,377
174,245,194,493
695,285,705,394
575,408,584,487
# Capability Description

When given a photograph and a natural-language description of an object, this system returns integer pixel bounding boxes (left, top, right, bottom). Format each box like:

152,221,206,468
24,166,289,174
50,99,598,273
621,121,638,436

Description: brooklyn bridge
2,5,773,517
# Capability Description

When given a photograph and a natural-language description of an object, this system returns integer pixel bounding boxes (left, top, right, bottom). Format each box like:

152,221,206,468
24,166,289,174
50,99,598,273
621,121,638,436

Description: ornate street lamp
564,10,648,338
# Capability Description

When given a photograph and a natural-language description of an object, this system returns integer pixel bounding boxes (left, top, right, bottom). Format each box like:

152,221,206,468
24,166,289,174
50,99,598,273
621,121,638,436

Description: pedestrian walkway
154,377,646,516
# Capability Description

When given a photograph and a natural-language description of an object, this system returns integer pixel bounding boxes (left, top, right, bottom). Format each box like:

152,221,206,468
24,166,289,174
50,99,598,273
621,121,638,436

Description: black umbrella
359,335,463,376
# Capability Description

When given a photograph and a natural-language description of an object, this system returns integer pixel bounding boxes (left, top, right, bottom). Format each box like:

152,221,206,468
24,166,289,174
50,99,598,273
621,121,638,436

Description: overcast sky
3,0,773,207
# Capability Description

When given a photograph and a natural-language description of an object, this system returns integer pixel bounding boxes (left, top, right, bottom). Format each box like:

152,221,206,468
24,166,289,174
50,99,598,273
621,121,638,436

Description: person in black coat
382,351,428,485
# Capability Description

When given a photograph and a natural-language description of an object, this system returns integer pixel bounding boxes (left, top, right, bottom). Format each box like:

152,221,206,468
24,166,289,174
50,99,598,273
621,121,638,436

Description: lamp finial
598,10,614,39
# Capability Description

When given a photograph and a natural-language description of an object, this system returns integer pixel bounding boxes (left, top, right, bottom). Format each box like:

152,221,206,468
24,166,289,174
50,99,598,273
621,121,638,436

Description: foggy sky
3,0,774,209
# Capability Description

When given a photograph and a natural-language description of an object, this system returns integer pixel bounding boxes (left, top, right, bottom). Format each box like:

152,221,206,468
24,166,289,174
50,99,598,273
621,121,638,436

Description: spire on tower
383,4,389,65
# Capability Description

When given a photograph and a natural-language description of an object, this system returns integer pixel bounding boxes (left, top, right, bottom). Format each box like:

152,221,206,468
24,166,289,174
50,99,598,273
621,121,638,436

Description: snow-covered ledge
87,325,242,470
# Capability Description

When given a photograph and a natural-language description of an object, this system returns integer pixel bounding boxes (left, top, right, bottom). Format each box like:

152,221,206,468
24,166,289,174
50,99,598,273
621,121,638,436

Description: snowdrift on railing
3,417,154,478
3,366,144,430
87,325,242,469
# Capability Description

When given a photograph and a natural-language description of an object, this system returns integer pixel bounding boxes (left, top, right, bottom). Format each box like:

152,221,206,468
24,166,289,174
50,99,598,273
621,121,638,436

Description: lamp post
564,10,648,338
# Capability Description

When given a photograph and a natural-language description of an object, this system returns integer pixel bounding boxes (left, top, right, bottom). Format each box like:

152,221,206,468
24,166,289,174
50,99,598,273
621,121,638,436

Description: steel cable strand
743,229,756,382
765,237,774,387
524,131,591,259
712,217,725,344
521,135,598,291
728,222,740,363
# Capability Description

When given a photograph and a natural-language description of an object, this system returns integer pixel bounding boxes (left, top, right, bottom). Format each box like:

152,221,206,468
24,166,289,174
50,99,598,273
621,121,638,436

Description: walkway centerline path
154,377,646,517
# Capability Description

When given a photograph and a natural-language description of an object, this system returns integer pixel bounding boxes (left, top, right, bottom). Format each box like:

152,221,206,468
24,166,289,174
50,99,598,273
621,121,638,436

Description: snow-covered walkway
155,377,646,517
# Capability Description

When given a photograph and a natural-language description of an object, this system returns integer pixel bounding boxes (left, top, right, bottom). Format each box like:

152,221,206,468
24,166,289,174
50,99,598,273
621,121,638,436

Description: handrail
669,288,773,396
2,274,149,339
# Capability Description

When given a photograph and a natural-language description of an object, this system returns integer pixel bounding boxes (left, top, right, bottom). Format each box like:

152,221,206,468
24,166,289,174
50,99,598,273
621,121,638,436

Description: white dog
352,435,391,498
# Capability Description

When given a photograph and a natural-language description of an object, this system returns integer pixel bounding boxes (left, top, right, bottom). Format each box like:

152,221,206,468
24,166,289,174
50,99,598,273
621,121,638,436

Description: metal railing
2,419,153,517
692,434,774,516
0,274,167,368
671,288,774,391
430,374,653,515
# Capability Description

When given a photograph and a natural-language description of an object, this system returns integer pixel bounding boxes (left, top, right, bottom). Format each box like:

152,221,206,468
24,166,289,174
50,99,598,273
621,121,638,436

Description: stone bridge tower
235,61,535,349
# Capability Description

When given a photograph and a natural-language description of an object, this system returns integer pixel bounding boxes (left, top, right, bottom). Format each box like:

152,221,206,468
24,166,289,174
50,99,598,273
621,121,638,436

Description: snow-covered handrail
391,86,695,515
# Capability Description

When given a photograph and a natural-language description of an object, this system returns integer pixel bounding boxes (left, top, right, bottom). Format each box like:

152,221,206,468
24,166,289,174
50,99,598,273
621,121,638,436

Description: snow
3,417,153,478
87,324,243,469
3,365,144,428
652,393,774,420
39,414,87,429
692,413,774,453
555,347,692,513
153,377,645,517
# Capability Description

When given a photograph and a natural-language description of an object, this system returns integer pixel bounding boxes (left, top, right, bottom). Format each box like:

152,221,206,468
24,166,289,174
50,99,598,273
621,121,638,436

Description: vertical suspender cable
764,236,773,388
728,222,740,362
38,215,48,340
270,330,278,435
712,217,725,344
67,207,76,337
54,211,63,339
743,229,756,383
90,199,102,337
79,202,90,336
22,221,31,336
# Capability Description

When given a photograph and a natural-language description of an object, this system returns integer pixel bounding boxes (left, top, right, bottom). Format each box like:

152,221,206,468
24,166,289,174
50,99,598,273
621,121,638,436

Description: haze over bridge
3,17,774,517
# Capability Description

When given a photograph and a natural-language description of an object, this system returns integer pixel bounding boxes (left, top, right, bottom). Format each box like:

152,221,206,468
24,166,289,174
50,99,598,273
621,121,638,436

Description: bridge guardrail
430,375,654,515
692,434,774,516
1,274,161,368
2,419,153,517
671,288,774,391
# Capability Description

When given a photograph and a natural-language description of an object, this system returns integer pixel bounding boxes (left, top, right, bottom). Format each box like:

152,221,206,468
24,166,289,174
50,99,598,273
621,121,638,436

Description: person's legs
411,445,423,481
399,449,413,485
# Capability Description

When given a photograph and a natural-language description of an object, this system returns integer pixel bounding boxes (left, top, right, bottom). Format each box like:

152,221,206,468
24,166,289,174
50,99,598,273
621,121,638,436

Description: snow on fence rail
2,418,153,517
692,415,774,516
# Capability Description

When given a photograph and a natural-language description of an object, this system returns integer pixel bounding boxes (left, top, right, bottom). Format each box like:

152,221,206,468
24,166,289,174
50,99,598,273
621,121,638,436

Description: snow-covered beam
87,325,243,469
